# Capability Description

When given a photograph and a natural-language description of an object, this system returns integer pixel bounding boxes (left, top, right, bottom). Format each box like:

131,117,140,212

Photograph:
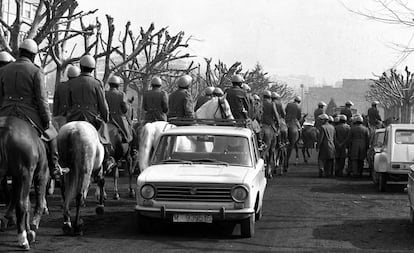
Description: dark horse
0,117,49,250
285,114,307,171
107,122,137,200
58,121,105,236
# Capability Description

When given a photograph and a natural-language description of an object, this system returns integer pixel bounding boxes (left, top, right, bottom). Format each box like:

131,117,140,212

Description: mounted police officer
317,113,335,177
368,101,382,129
105,75,133,143
348,114,369,177
340,101,353,125
213,87,224,97
143,76,168,122
226,74,250,119
334,114,350,177
285,96,302,138
195,86,214,111
271,92,287,146
261,90,280,177
314,101,326,129
53,65,80,117
168,75,194,119
0,39,69,178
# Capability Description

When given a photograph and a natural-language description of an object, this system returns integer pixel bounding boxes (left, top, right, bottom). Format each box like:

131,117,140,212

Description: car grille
154,183,233,202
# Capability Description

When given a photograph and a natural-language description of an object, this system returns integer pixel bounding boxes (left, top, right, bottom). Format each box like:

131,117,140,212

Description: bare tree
366,67,414,123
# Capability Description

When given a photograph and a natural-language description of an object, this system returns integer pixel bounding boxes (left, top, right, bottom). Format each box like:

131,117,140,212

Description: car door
251,134,266,199
368,130,385,169
374,127,390,173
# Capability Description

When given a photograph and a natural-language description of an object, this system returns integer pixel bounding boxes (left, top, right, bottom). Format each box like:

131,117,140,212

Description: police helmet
263,90,272,98
151,77,162,86
372,101,379,106
271,92,280,99
338,114,347,121
319,113,329,120
213,87,224,96
177,75,192,88
205,86,215,95
354,115,363,123
241,83,251,92
0,51,14,63
345,100,354,106
334,116,340,123
19,39,38,54
318,101,326,107
328,116,334,123
80,55,96,69
294,96,302,103
231,74,244,84
66,65,80,78
108,75,122,87
253,94,260,101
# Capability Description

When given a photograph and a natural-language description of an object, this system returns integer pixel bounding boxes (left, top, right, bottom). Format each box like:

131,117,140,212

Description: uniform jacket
226,86,250,119
314,107,324,129
275,101,285,119
66,72,109,126
194,95,212,112
368,107,382,126
261,99,279,130
0,57,51,131
143,87,168,122
318,123,336,160
340,107,353,124
348,123,370,160
168,88,194,119
105,88,132,141
53,81,69,116
334,123,350,158
285,102,301,127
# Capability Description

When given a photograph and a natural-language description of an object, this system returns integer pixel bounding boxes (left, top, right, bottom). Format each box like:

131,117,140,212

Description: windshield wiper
190,158,229,166
160,159,193,165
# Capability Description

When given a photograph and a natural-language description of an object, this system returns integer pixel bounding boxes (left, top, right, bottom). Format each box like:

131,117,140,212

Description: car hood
140,164,250,184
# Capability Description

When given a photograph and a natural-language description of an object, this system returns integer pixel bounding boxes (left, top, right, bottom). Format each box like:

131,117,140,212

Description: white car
373,124,414,192
135,123,267,237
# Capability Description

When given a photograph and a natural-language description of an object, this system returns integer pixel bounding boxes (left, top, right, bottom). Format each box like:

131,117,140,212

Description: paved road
1,152,414,252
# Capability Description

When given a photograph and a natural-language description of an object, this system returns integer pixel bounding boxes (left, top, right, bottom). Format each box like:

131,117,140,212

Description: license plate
173,214,213,223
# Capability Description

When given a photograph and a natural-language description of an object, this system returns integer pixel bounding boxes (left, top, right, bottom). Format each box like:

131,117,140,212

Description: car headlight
140,184,156,200
231,185,248,203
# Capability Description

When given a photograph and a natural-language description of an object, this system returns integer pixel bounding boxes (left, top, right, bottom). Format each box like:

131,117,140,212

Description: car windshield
152,134,252,167
374,132,385,147
395,130,414,144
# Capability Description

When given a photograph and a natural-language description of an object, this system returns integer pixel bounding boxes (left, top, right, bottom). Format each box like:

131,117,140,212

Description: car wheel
410,207,414,224
136,212,150,234
240,215,255,238
372,170,378,185
378,172,387,192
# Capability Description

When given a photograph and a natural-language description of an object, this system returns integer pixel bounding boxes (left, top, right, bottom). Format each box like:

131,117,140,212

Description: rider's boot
48,138,70,179
104,144,116,174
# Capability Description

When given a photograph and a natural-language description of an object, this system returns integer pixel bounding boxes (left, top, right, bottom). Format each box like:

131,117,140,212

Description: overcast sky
78,0,414,85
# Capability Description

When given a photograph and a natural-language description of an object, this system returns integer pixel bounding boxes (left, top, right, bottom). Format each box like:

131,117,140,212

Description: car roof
162,125,252,138
388,124,414,129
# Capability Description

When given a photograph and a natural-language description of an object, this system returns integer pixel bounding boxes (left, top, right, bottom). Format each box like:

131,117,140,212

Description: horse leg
31,171,47,231
127,154,135,198
14,176,31,250
95,175,105,215
1,177,16,230
294,143,299,166
73,193,84,236
113,165,120,200
302,147,308,164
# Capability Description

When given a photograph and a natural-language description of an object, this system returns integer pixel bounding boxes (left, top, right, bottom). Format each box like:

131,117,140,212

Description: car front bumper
135,205,255,221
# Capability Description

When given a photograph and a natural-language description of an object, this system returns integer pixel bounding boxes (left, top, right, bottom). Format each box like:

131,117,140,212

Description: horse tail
0,126,8,177
138,123,155,172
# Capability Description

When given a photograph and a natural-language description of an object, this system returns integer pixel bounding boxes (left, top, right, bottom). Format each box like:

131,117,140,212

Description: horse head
196,97,234,120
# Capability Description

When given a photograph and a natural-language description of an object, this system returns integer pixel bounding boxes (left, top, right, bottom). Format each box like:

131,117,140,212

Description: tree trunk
401,103,412,123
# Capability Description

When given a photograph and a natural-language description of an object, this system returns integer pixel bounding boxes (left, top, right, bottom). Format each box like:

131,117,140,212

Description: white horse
57,121,105,236
195,96,234,119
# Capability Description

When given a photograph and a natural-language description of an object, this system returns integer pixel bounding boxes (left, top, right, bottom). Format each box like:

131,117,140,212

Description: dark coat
368,107,382,126
0,57,51,131
226,86,250,119
261,99,279,130
314,107,324,129
66,72,109,126
275,101,285,119
168,88,194,119
340,107,353,124
143,87,168,122
105,88,132,141
348,123,370,160
194,95,212,112
285,102,301,127
318,123,336,160
334,123,350,158
53,81,69,116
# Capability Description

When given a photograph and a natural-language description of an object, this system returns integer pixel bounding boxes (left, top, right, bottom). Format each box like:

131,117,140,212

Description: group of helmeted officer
313,100,381,177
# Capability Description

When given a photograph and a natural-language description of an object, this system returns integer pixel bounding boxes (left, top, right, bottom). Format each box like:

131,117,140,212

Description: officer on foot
317,113,335,177
334,114,350,177
168,75,194,120
195,86,214,111
53,65,80,117
143,77,168,123
348,114,369,177
0,39,69,178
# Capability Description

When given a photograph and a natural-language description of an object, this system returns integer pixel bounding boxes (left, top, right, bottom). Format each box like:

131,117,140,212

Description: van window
375,132,385,147
395,130,414,144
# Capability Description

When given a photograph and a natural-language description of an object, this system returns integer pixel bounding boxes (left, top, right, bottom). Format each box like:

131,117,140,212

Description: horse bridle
216,98,227,119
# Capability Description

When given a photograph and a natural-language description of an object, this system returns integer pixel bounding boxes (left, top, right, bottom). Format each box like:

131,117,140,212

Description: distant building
304,79,384,120
1,0,39,33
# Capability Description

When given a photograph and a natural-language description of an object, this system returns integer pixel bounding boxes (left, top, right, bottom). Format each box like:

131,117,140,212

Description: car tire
136,212,150,234
410,207,414,224
240,215,255,238
378,172,387,192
